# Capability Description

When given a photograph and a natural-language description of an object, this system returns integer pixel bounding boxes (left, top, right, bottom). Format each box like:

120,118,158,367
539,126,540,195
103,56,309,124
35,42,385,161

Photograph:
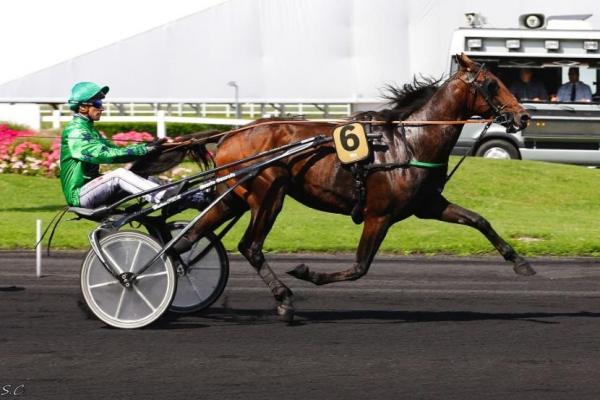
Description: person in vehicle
509,68,548,102
555,67,592,102
60,81,172,208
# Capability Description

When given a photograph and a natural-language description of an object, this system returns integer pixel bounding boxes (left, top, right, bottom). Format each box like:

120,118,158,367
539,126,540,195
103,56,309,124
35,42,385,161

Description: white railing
40,102,353,137
40,102,352,119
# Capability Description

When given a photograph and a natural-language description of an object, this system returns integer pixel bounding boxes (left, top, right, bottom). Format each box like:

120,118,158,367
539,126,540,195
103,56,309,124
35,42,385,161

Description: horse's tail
183,130,219,171
129,130,221,177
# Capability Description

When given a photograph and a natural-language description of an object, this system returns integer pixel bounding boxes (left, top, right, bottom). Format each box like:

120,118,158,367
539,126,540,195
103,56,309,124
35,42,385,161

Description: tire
475,139,520,160
80,231,176,329
166,222,229,314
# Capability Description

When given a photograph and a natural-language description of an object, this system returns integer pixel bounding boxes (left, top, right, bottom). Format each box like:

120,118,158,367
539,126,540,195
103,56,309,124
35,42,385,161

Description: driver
509,68,548,102
60,82,171,208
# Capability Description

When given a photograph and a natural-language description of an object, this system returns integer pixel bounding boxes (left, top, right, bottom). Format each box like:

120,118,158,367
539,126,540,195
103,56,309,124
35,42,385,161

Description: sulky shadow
2,205,65,212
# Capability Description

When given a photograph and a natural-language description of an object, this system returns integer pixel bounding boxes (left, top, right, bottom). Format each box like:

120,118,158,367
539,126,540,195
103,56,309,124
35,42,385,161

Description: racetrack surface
2,252,600,399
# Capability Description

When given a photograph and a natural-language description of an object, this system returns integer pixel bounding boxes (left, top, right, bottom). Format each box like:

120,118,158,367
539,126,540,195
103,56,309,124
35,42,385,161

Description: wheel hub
483,147,511,159
117,272,136,288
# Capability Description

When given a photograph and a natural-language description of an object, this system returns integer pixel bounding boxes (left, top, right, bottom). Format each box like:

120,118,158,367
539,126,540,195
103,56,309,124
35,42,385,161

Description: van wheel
475,139,520,160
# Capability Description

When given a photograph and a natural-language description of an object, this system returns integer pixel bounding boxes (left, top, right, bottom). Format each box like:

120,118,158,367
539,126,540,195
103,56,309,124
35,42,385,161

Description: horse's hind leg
237,177,296,321
416,195,536,276
172,199,242,254
287,215,391,285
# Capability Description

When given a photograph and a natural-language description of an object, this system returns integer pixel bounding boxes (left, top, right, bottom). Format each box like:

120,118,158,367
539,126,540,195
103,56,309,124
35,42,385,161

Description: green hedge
93,122,232,138
0,120,32,131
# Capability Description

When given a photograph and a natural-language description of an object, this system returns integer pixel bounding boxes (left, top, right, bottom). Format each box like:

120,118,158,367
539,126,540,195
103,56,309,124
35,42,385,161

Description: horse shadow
173,307,600,327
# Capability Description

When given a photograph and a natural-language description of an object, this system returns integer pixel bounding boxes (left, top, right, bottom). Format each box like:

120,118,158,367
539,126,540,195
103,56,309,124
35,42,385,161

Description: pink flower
0,125,59,176
112,131,154,146
13,142,42,157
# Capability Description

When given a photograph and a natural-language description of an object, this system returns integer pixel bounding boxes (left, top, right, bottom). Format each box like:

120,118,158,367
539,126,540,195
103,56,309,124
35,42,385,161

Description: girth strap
350,163,367,225
346,122,447,225
364,160,447,172
407,160,447,168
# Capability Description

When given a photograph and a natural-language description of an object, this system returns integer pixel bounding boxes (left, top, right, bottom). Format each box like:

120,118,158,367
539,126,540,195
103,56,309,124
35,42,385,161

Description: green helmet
68,82,109,112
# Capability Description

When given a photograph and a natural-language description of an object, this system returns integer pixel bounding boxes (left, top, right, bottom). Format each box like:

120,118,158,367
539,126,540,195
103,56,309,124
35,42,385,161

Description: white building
1,0,599,129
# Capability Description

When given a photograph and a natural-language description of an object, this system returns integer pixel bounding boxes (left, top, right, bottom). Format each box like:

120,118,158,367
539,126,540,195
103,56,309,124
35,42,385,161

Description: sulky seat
68,206,111,221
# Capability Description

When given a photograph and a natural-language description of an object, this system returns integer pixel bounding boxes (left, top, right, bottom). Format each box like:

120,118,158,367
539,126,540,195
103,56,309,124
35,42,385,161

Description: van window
453,57,600,104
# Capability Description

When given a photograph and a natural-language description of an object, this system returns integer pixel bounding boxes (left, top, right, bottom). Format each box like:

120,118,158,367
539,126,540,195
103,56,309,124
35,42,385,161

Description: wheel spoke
89,280,120,289
136,271,168,280
104,250,125,274
187,242,214,265
184,274,206,301
133,285,157,312
129,241,143,272
114,287,127,318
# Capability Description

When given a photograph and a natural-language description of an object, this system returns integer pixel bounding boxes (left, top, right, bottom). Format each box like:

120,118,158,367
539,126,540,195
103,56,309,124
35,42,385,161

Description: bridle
460,63,512,127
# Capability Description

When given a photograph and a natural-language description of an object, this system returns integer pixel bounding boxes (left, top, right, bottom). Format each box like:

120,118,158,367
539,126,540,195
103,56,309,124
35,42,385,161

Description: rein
158,118,495,150
445,120,493,182
121,116,491,163
14,119,493,145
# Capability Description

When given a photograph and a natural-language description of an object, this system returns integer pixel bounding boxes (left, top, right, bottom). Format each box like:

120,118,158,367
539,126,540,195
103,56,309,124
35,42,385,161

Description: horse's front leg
416,195,536,276
287,215,391,285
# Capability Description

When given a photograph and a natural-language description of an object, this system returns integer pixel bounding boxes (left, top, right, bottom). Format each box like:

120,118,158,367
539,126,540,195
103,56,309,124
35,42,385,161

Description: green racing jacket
59,115,148,206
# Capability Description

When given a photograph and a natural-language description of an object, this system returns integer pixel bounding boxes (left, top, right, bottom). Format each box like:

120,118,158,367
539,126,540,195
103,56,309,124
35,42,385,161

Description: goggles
82,99,103,109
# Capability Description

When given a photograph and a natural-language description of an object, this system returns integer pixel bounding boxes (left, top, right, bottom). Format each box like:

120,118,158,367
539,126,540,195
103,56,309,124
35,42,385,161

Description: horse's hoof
514,260,536,276
277,303,295,322
287,264,309,280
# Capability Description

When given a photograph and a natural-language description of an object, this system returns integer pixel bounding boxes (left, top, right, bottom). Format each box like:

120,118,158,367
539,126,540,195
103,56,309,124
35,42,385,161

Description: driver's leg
79,168,161,208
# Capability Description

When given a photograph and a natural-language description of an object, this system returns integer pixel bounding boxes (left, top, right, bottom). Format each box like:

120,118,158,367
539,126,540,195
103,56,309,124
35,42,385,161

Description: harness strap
349,121,373,225
364,161,447,172
408,160,447,168
350,163,367,225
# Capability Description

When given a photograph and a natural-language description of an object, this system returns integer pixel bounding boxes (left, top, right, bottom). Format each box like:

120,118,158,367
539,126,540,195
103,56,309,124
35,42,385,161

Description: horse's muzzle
517,113,530,130
499,112,530,133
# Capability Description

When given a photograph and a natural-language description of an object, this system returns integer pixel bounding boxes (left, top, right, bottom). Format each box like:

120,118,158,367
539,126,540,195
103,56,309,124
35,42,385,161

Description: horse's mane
353,76,441,122
130,77,440,177
244,116,303,126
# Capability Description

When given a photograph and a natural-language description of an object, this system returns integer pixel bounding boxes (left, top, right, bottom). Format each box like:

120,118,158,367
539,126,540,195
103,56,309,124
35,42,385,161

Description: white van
450,14,600,165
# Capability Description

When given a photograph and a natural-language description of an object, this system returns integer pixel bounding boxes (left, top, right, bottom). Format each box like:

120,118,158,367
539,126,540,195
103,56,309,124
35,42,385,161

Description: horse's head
456,53,530,133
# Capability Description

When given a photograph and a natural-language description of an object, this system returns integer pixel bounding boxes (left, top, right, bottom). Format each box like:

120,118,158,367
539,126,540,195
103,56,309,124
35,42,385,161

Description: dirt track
2,252,600,399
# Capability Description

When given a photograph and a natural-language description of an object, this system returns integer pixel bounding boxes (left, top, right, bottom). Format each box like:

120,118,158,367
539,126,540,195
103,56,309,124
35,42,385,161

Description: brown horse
167,53,534,321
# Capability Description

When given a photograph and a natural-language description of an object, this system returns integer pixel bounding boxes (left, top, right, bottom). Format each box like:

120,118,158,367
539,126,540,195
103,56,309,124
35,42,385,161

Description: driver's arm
67,128,148,164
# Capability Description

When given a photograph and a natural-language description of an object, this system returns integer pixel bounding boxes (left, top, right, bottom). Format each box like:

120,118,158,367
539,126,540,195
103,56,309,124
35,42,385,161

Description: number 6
340,125,360,151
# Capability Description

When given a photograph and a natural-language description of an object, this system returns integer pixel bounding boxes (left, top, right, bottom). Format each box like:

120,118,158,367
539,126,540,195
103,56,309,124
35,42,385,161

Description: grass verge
1,157,599,256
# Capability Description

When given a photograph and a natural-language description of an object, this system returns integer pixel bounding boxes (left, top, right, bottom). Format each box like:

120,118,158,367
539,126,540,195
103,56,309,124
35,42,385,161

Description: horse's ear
456,53,475,71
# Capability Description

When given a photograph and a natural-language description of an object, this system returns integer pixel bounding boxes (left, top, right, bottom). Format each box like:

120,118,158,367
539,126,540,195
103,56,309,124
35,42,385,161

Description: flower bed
0,126,194,180
112,130,154,146
0,124,60,176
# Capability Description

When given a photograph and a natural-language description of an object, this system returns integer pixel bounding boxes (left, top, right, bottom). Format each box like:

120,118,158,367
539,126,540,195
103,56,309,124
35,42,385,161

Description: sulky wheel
167,222,229,314
80,231,176,329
